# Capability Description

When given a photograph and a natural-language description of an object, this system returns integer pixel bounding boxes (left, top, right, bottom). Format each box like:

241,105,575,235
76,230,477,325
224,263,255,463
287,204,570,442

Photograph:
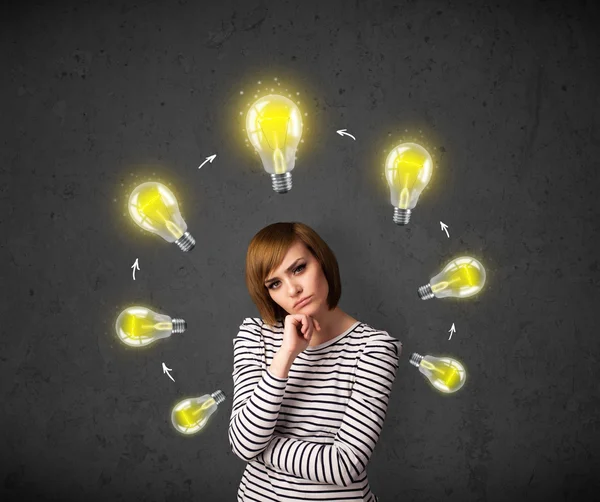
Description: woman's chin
300,302,321,315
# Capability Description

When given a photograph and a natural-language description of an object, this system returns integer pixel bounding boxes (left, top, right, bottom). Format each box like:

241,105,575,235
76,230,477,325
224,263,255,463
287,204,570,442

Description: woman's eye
268,264,305,290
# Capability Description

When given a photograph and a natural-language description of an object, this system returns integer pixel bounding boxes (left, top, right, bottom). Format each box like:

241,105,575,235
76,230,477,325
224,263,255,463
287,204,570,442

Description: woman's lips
295,296,312,308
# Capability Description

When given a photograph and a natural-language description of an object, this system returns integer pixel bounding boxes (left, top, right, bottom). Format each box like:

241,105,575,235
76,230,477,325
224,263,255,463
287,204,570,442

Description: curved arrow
440,221,450,238
198,154,217,169
131,258,140,280
336,129,356,140
162,362,175,382
448,323,456,341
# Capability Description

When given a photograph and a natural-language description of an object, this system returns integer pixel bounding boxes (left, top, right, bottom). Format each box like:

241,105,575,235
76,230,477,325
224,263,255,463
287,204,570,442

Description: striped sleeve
228,317,290,462
258,331,401,487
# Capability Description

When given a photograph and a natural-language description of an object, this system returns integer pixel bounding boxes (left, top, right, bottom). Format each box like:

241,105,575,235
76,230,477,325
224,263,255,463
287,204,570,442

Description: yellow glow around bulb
115,306,185,347
246,94,303,175
128,182,187,243
430,256,486,299
385,142,433,210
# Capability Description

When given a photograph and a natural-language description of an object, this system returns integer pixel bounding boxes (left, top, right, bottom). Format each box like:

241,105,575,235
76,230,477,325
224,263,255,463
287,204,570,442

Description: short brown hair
245,222,342,326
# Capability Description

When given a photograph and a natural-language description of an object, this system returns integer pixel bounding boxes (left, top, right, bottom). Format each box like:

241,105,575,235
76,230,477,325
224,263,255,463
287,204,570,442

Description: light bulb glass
246,94,303,192
385,142,433,224
171,390,226,435
115,306,186,347
419,256,486,300
128,182,195,251
410,353,466,394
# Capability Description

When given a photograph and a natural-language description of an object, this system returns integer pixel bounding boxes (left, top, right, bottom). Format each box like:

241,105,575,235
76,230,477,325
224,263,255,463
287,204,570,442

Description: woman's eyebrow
265,258,304,284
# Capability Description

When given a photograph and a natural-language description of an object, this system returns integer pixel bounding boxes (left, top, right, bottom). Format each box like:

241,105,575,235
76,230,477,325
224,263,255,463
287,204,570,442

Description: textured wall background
2,0,599,500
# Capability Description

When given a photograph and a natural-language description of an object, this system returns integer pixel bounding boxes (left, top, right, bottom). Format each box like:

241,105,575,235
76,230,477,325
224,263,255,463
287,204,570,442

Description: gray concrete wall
2,0,599,500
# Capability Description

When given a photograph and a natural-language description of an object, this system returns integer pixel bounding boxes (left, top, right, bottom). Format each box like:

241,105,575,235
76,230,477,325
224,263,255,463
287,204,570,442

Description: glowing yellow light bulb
171,390,226,435
418,256,486,300
385,142,433,225
409,353,466,394
246,94,303,193
128,181,195,252
115,306,186,348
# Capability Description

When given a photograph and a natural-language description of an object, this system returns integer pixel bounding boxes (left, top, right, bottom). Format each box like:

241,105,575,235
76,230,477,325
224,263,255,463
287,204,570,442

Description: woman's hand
281,314,322,358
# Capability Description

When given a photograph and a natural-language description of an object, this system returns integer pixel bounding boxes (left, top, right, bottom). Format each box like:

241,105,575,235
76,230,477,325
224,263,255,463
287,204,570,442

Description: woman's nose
287,282,301,295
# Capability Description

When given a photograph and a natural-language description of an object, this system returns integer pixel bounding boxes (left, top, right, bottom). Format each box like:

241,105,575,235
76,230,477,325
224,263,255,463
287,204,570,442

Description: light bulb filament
151,209,183,239
431,278,461,293
258,115,289,150
140,193,162,212
400,188,410,208
165,220,183,239
421,360,436,372
175,399,214,427
273,148,286,173
422,360,461,387
126,318,171,338
133,202,183,240
195,400,214,415
463,267,474,283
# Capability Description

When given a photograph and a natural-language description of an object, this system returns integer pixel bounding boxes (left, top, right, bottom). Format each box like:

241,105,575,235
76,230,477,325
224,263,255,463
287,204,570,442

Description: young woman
228,221,402,502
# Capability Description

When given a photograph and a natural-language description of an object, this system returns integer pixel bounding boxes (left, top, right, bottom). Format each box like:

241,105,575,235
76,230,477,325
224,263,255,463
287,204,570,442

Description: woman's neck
309,307,358,347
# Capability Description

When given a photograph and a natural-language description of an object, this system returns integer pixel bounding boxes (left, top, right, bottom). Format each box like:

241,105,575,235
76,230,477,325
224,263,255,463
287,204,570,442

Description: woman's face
264,240,329,317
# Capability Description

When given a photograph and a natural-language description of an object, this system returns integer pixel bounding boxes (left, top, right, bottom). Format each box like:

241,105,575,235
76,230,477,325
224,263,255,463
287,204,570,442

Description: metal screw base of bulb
417,283,434,300
171,318,187,334
271,173,292,193
211,390,226,405
393,207,411,225
409,353,424,367
175,231,196,252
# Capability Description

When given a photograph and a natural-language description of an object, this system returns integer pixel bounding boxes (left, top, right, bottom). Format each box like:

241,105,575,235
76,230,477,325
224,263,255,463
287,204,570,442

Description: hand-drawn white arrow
440,221,450,238
448,323,456,341
162,362,175,382
336,129,356,140
131,258,140,280
198,154,217,169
